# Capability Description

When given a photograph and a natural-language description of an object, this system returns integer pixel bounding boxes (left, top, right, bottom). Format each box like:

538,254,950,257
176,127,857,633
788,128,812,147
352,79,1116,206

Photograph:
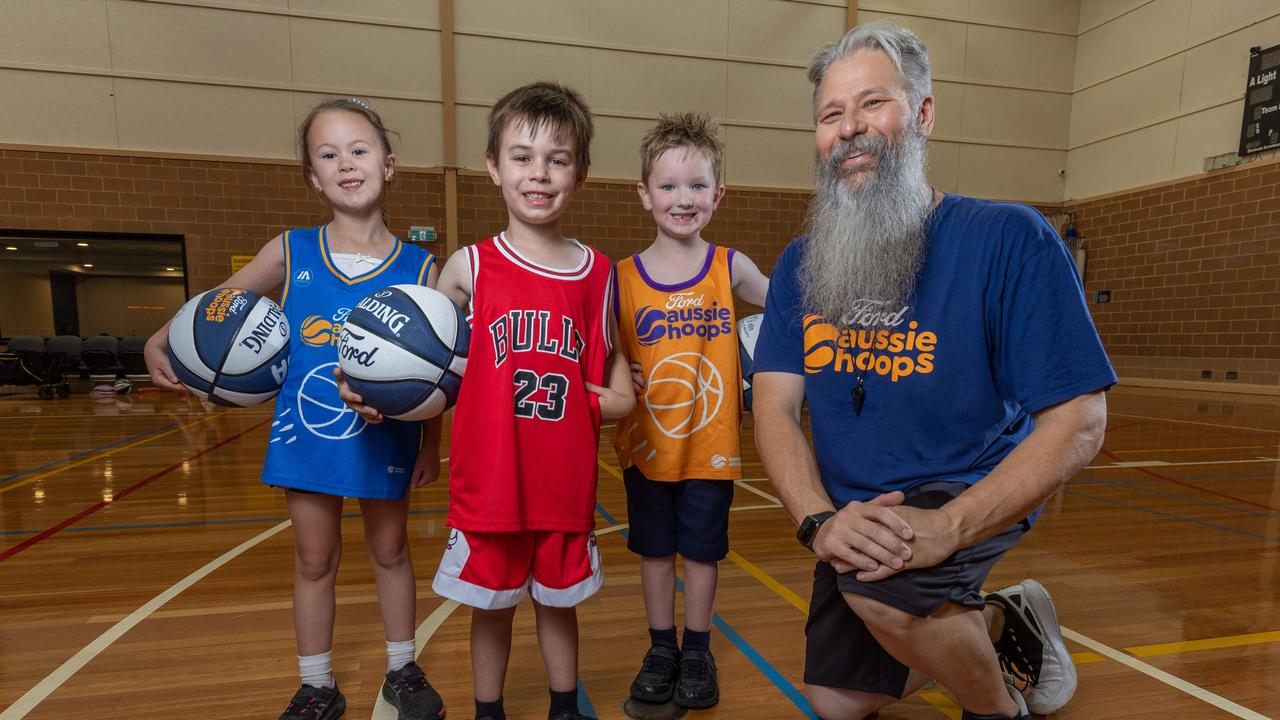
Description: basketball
166,287,290,407
737,313,762,412
338,284,470,421
646,351,724,439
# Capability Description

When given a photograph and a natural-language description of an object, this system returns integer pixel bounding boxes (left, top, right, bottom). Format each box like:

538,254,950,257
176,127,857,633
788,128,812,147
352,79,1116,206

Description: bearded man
751,22,1116,720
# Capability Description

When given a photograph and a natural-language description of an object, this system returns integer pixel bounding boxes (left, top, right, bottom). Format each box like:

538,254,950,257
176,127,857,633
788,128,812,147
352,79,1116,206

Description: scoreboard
1240,43,1280,155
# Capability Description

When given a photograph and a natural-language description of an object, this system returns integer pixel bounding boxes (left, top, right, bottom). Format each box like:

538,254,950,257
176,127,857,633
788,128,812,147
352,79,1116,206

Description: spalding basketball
338,284,469,421
737,313,763,412
167,288,290,407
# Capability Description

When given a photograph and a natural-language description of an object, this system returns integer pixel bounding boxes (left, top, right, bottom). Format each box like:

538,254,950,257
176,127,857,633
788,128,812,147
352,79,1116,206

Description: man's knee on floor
807,683,885,720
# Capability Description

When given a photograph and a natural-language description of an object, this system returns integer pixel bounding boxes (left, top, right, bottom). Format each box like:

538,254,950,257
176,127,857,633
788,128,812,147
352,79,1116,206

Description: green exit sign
409,226,436,243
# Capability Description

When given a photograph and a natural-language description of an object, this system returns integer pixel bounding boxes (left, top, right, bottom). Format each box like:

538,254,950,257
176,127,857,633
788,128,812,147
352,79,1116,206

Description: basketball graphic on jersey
634,306,667,346
645,352,724,439
803,315,839,373
293,361,365,440
300,315,335,347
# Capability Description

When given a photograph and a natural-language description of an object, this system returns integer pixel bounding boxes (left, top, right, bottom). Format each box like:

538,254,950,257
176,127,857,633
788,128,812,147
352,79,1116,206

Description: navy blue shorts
623,466,734,562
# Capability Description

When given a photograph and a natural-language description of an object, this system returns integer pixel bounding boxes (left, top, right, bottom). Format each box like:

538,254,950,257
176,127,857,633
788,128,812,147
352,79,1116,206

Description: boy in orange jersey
613,113,770,709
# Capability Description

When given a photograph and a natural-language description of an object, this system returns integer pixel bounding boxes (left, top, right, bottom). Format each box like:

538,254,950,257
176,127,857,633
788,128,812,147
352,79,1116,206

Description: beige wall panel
587,116,654,182
0,0,110,68
929,81,965,140
290,19,441,97
960,86,1071,148
455,105,492,172
106,0,292,83
1186,0,1278,44
76,276,186,337
588,50,727,119
862,1,965,20
0,70,119,148
1069,56,1183,147
957,144,1066,201
1171,103,1242,178
726,63,813,128
288,0,438,25
590,0,729,55
965,25,1075,92
925,139,960,193
1076,0,1148,33
291,93,444,169
454,0,590,39
114,80,295,157
1065,121,1177,199
967,0,1080,35
859,11,969,80
1074,0,1189,90
723,126,816,189
0,274,55,338
727,0,846,64
455,36,591,104
1180,15,1280,111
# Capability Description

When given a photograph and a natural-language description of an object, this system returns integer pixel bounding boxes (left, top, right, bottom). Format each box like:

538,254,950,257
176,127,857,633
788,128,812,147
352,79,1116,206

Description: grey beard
800,128,934,328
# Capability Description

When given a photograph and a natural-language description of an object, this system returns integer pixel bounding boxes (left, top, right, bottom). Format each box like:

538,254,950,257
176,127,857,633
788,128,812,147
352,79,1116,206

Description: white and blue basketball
338,284,469,421
737,313,763,412
167,288,290,407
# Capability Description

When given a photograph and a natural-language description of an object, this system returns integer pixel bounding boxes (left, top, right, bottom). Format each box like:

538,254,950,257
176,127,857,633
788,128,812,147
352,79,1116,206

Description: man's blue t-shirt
751,194,1116,513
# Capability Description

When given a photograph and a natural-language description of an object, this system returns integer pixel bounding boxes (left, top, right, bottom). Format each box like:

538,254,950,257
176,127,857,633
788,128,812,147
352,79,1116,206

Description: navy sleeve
992,214,1116,415
749,240,805,377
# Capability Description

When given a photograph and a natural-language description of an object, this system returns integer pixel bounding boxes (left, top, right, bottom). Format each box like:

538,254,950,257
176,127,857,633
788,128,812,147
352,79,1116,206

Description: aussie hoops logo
294,268,313,287
803,312,938,382
300,308,351,348
634,292,733,347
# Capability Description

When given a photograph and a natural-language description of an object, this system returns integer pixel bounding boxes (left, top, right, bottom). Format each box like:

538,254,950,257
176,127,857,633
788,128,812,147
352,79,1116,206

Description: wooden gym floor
0,384,1277,719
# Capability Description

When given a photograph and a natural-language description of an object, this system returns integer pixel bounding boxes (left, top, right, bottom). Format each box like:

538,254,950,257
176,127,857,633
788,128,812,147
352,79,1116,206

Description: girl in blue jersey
143,98,445,720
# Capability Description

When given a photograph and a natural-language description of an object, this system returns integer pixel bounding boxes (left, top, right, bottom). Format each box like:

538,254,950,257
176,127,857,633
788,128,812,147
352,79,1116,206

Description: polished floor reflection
1,386,1276,719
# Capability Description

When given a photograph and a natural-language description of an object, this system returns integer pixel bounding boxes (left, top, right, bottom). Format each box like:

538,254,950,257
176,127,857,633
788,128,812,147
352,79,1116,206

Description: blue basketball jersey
260,225,436,499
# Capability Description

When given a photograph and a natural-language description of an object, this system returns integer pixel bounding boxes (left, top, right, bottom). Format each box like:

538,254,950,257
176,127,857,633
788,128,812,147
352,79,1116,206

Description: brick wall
1067,161,1280,388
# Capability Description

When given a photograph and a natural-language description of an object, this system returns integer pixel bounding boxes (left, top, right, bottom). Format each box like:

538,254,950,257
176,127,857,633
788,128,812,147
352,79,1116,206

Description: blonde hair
639,113,724,185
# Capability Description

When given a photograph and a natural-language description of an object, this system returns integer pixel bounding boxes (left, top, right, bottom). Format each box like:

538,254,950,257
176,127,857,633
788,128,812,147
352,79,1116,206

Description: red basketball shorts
431,529,604,610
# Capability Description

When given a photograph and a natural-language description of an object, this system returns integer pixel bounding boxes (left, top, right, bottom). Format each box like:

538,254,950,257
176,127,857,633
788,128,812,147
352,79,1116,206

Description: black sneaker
629,644,680,703
382,662,445,719
279,684,347,720
986,580,1076,715
674,647,718,709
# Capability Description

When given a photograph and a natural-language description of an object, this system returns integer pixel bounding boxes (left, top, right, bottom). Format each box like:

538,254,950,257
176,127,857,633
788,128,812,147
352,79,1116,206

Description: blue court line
0,421,179,486
594,503,817,719
0,508,447,536
1064,489,1280,544
1069,476,1280,518
576,678,596,718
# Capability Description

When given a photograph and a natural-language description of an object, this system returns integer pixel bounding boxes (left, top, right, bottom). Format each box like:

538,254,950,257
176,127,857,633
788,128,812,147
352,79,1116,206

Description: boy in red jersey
345,82,633,720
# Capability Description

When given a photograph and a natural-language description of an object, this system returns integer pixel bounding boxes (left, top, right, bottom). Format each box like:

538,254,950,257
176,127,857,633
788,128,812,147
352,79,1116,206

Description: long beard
800,127,934,328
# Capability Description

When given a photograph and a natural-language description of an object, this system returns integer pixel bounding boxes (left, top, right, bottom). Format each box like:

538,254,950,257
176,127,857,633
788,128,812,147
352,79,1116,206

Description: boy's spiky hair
639,112,725,185
486,81,593,169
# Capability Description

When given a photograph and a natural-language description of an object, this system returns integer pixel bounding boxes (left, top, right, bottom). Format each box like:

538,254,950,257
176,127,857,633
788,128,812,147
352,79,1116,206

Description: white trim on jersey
601,265,615,353
494,232,594,281
465,243,479,321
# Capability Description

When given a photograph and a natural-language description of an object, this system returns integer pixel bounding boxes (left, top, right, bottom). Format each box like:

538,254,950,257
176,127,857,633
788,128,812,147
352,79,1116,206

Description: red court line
1098,447,1279,512
0,418,270,563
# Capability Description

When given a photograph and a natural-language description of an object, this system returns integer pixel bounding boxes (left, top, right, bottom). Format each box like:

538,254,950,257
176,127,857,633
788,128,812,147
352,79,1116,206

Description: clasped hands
811,492,961,582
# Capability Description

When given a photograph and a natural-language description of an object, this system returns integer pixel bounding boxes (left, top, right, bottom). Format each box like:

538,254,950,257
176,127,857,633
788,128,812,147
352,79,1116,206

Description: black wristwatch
796,511,836,551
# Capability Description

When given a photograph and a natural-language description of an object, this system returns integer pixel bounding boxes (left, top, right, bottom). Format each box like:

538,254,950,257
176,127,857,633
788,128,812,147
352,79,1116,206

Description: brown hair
296,97,396,184
639,112,724,185
486,82,593,170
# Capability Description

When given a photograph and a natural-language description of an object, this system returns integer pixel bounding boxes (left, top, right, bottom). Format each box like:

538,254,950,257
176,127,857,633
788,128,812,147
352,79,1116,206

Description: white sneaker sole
1022,579,1077,714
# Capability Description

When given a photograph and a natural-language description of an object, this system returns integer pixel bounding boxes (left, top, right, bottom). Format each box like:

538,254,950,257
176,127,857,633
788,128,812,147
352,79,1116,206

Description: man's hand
812,491,915,574
853,505,961,582
333,367,384,424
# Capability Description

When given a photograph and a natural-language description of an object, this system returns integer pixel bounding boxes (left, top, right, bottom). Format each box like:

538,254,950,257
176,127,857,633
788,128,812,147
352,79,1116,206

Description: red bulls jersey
448,233,614,532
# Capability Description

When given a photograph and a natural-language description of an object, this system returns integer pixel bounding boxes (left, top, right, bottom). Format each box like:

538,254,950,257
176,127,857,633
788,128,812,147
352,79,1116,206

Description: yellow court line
1126,630,1280,658
1111,440,1269,450
725,549,811,614
0,412,228,495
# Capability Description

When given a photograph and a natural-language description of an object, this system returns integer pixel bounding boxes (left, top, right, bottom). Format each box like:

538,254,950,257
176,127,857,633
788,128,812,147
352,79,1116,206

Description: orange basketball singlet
613,244,743,481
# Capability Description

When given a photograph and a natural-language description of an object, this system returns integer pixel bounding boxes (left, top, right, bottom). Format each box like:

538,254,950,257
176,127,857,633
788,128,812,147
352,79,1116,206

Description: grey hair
806,21,932,122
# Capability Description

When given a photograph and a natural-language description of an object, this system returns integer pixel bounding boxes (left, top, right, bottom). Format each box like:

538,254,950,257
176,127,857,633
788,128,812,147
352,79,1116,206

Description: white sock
299,650,335,689
386,639,416,673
